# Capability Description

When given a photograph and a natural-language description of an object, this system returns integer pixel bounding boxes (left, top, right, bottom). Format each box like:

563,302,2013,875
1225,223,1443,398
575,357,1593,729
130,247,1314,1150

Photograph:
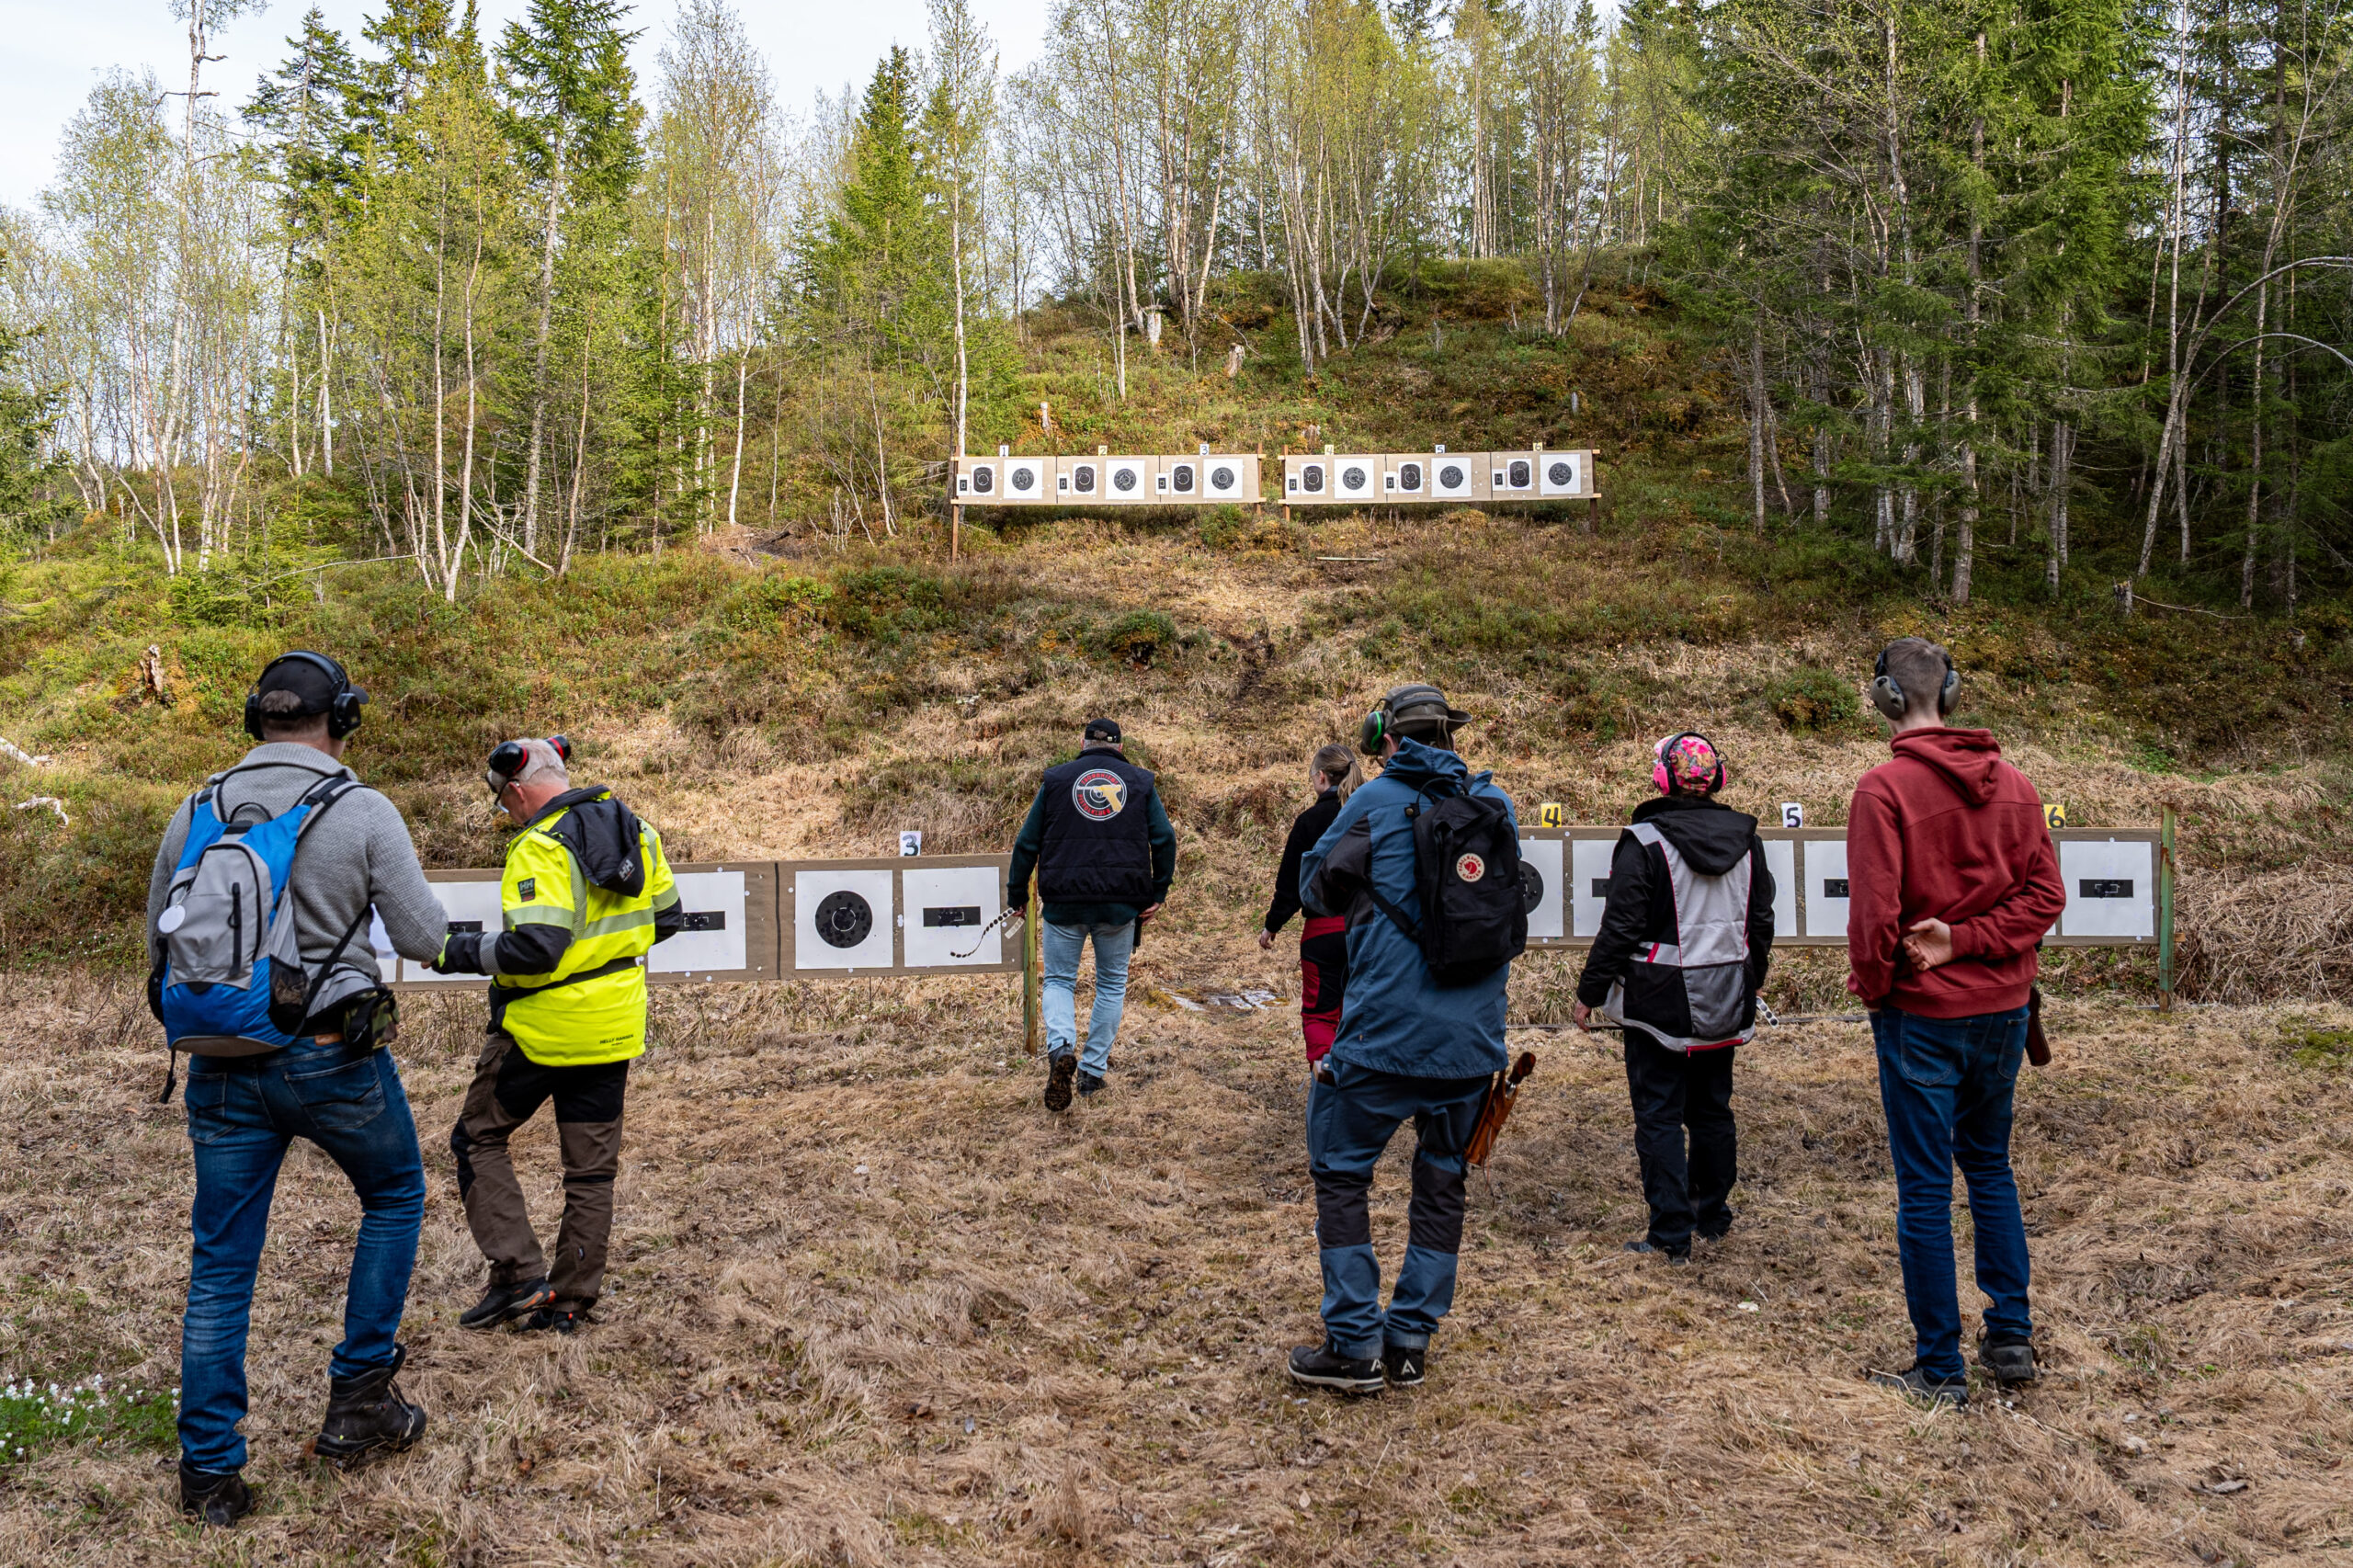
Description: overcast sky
0,0,1051,212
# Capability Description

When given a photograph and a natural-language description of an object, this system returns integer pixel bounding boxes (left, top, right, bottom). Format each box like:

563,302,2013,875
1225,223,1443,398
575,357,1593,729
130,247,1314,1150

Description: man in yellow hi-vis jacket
431,736,680,1334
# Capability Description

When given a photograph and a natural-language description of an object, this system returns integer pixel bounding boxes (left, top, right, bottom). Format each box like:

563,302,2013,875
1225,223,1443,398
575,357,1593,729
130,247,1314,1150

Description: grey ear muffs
1362,684,1471,756
1871,646,1960,721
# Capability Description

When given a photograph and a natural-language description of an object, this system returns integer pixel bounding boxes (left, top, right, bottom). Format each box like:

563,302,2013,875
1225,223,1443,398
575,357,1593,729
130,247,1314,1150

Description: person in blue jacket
1288,683,1517,1394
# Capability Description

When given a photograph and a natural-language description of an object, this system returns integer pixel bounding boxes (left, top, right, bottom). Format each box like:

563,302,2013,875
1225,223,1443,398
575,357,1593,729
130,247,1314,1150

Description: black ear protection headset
243,651,369,742
1870,643,1961,721
1652,731,1727,795
486,734,572,798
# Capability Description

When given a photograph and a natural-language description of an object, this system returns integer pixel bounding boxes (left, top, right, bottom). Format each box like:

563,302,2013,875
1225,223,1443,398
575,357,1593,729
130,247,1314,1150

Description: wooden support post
2158,804,2177,1011
1022,879,1041,1055
951,503,961,562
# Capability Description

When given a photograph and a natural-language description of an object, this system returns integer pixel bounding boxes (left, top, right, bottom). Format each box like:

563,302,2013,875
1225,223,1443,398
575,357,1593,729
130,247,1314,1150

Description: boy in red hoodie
1847,638,2065,1408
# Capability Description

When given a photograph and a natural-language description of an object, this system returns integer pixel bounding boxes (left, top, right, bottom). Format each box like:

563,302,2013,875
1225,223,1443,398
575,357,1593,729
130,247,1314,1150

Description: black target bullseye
1547,460,1573,486
815,890,873,949
1519,863,1545,914
1438,463,1465,489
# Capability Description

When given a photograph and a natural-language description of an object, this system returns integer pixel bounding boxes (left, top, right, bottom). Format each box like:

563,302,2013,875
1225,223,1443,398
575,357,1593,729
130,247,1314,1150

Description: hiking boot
527,1305,584,1335
1381,1343,1427,1387
1043,1051,1077,1112
1868,1362,1969,1410
1696,1210,1735,1243
311,1344,428,1470
460,1277,553,1331
177,1461,254,1527
1624,1238,1690,1266
1287,1341,1384,1396
1976,1332,2037,1386
1075,1071,1105,1096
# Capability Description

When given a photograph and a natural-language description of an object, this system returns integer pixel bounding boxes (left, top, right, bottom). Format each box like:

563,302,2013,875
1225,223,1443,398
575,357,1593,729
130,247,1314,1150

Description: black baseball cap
1083,717,1122,743
256,651,358,717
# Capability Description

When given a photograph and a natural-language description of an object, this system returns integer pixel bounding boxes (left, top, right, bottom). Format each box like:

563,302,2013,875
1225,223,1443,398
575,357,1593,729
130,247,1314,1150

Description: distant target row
949,447,1598,506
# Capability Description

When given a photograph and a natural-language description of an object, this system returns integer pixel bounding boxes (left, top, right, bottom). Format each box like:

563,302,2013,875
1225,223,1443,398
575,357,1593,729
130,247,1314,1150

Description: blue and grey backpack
149,768,367,1092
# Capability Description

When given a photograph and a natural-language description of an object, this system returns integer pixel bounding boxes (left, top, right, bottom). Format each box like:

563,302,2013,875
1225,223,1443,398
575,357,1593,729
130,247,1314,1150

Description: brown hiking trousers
449,1031,629,1312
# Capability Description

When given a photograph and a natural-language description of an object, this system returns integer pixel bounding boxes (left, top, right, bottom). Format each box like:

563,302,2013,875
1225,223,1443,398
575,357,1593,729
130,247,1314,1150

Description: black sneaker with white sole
1043,1051,1077,1111
1381,1344,1427,1387
1868,1361,1969,1409
1287,1341,1384,1395
1976,1332,2037,1385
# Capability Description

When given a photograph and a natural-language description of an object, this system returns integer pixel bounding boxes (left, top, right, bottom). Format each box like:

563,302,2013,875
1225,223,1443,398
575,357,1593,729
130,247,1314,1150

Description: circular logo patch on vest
1072,768,1128,821
1455,852,1486,883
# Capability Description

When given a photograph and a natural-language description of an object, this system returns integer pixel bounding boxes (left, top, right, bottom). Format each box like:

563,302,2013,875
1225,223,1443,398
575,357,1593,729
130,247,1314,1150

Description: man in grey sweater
146,652,450,1526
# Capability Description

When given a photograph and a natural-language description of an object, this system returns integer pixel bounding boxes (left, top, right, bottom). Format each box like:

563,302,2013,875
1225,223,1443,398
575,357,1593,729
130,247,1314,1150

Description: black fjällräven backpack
1365,783,1532,986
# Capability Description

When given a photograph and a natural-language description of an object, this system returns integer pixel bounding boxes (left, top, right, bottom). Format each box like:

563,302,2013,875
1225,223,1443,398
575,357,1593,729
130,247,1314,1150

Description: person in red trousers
1261,744,1364,1135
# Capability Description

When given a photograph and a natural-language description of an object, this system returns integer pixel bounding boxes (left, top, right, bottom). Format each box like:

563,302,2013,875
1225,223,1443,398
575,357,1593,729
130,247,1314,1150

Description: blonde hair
1312,743,1363,803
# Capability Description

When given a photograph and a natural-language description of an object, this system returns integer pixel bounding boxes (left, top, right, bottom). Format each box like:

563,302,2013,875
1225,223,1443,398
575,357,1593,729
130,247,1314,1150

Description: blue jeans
1308,1061,1491,1360
181,1041,426,1472
1040,920,1135,1076
1870,1006,2033,1381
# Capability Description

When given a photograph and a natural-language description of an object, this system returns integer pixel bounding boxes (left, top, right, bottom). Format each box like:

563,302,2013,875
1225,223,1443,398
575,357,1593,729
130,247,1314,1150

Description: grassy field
5,276,2353,1562
0,973,2347,1566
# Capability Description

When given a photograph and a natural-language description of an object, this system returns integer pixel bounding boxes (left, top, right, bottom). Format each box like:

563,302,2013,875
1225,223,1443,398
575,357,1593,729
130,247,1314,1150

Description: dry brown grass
7,511,2353,1563
2,965,2348,1566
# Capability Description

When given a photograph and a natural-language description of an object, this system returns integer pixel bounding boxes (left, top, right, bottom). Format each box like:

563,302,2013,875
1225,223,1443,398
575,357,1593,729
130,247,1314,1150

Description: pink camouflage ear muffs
1652,732,1726,795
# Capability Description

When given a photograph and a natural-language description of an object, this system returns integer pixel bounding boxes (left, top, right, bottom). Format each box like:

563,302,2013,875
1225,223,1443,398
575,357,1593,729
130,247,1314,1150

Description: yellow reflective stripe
506,907,576,930
583,907,657,937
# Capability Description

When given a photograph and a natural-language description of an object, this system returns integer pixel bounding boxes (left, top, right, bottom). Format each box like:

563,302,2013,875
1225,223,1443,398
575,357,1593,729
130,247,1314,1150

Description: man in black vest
1007,718,1177,1110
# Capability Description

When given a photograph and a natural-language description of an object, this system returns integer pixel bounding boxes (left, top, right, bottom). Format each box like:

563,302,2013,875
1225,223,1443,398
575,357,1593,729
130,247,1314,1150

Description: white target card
1104,457,1151,503
901,864,1005,968
1802,838,1849,939
1538,450,1588,497
1430,453,1480,499
2059,839,2154,939
402,875,505,984
649,869,748,976
1571,836,1620,937
1761,838,1798,947
1332,456,1379,501
793,869,894,971
1518,835,1564,941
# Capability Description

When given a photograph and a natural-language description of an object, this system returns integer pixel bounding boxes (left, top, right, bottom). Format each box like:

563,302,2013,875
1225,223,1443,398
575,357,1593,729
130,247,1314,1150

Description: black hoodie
1575,793,1776,1009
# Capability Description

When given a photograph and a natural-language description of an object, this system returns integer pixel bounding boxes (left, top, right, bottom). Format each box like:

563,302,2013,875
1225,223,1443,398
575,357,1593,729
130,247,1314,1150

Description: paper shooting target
1003,457,1046,501
1058,459,1100,497
1539,450,1587,497
1334,457,1377,501
1287,457,1331,498
1491,453,1534,493
956,460,997,498
793,868,894,971
1205,460,1243,496
1384,457,1427,496
1430,454,1478,499
1160,460,1199,496
1107,458,1149,501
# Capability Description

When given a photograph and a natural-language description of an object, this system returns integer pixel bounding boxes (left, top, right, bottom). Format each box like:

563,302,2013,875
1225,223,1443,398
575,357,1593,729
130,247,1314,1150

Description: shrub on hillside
722,573,830,631
1087,610,1179,665
1766,668,1864,734
827,566,952,642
